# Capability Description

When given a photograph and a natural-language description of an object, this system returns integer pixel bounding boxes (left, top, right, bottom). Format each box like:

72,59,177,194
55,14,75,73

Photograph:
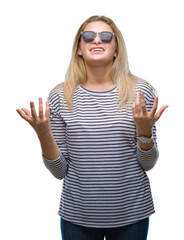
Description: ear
77,46,82,56
114,43,118,58
113,51,118,58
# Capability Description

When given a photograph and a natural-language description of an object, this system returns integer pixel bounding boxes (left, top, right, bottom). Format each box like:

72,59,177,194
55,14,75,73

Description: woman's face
78,21,117,66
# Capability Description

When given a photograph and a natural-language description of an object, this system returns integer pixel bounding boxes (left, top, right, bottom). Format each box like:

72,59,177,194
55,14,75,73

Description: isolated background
1,0,183,239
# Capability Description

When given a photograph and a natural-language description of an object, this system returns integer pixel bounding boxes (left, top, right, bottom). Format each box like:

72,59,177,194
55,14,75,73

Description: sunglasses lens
100,32,113,43
82,31,95,42
81,31,115,43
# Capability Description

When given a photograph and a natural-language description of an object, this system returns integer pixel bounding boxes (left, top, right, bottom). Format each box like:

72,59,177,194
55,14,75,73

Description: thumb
154,105,168,121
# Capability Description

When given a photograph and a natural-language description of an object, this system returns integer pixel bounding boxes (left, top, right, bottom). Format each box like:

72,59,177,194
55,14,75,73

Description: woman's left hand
132,92,168,137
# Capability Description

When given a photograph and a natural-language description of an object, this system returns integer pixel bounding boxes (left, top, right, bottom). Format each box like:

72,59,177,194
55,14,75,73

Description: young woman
17,15,168,240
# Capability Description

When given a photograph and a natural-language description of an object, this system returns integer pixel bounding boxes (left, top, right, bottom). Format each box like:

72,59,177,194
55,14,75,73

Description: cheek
106,39,118,57
108,44,117,57
78,43,88,57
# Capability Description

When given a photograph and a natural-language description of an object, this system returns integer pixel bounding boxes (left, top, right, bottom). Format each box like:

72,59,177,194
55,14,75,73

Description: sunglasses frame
80,31,116,43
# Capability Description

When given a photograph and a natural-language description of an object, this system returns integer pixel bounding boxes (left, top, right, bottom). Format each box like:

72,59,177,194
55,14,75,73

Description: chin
88,58,114,66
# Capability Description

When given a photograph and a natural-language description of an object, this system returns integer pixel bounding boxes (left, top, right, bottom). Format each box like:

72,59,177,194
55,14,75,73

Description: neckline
79,85,117,96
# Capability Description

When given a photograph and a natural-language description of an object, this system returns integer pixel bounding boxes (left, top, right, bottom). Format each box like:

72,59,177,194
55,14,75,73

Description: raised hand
16,98,51,138
132,92,168,137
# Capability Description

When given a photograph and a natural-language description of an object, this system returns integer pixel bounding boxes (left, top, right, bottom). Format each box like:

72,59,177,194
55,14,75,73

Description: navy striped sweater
43,79,159,228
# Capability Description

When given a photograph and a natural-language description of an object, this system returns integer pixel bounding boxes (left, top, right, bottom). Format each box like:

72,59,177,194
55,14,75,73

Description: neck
82,62,116,92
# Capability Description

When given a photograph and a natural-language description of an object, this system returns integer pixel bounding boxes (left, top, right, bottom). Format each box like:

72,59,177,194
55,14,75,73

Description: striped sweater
43,79,159,228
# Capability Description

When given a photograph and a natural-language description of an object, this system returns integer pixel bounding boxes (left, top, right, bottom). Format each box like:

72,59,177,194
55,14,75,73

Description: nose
93,33,101,44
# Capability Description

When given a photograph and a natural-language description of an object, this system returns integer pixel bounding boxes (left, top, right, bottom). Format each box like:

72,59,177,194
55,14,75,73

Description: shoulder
48,83,65,112
135,78,157,101
48,83,80,111
49,83,64,99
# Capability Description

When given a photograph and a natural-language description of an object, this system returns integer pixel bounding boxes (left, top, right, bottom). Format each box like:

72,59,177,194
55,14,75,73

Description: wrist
37,129,53,141
137,134,154,151
137,135,153,144
137,129,152,138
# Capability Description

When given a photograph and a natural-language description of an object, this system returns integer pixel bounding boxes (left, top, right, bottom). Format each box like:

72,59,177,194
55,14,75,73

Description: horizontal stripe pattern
43,79,158,228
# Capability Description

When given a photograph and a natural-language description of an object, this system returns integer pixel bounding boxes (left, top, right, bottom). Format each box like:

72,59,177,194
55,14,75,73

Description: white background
0,0,183,239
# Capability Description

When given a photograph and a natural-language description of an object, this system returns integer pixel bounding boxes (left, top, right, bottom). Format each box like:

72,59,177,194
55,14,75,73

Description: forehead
83,21,113,32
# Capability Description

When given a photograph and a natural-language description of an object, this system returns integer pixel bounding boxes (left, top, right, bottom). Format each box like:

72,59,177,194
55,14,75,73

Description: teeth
92,48,103,52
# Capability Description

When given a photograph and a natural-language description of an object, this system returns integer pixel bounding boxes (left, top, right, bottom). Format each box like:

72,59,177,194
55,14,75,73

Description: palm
132,92,168,136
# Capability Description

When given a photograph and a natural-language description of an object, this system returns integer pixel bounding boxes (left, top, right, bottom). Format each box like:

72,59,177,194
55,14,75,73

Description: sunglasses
80,31,116,43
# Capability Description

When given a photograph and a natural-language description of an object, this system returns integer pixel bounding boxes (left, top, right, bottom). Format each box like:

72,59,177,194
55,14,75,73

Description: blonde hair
56,15,138,108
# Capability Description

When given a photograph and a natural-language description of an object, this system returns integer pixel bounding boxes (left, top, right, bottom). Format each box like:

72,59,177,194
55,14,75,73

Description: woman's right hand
16,98,51,138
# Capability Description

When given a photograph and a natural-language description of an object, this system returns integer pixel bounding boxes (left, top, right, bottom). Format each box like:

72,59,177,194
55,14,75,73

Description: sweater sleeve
137,143,159,171
42,89,69,180
43,154,68,180
136,81,159,171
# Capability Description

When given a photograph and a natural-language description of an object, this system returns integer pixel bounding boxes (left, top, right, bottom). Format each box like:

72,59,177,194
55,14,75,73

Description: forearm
137,141,159,171
38,130,60,160
136,128,159,170
137,129,154,151
40,131,68,180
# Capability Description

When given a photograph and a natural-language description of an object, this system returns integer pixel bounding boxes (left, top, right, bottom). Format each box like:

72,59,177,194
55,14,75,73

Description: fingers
30,98,48,119
150,97,158,117
140,92,147,115
20,108,32,117
17,98,49,122
132,92,147,116
39,97,44,119
154,105,168,121
39,98,50,119
16,108,32,122
16,108,33,124
45,101,50,119
132,93,141,115
30,101,38,121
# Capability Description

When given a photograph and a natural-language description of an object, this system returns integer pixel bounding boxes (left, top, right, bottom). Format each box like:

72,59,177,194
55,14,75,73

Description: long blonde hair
56,15,138,107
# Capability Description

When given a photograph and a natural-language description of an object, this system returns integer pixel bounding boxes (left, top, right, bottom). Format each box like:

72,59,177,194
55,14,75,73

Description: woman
17,15,168,240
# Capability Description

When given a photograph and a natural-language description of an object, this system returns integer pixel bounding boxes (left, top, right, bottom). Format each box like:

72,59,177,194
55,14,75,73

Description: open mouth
90,47,105,53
